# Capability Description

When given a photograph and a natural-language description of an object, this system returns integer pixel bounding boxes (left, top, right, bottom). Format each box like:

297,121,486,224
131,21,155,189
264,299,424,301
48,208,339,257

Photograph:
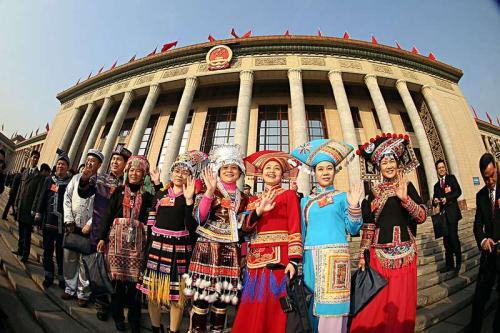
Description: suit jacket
15,167,44,225
473,175,500,249
433,174,462,223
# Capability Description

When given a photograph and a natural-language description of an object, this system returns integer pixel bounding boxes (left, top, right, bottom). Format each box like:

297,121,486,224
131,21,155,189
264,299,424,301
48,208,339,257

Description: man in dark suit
432,159,463,273
470,153,499,332
12,150,46,262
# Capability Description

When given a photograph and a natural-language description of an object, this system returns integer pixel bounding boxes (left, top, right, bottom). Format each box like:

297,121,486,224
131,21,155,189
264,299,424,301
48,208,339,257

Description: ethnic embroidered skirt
107,218,146,283
350,246,417,333
303,244,351,317
183,238,241,304
137,227,192,306
231,267,287,333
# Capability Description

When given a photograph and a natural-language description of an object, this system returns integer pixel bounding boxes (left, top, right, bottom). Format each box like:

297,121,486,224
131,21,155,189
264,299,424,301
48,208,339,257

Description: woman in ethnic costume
183,144,248,333
291,139,363,333
97,156,156,333
137,151,207,333
350,133,427,333
231,150,303,333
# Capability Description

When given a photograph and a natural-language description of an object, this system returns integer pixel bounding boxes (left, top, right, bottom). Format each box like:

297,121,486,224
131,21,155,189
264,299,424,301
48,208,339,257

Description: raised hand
202,167,217,197
80,163,94,182
183,175,195,205
395,171,408,202
150,167,161,186
347,182,363,207
256,189,277,216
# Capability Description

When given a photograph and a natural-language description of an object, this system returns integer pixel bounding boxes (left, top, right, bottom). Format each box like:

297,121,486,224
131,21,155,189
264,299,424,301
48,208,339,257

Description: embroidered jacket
36,174,72,234
243,186,303,268
359,181,426,269
78,172,123,247
193,185,248,243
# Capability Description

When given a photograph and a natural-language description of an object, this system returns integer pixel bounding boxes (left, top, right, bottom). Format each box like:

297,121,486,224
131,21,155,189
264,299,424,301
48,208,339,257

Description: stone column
79,97,113,166
288,69,310,193
421,85,461,181
59,107,84,153
99,91,134,174
160,77,198,181
328,70,361,185
395,80,437,194
234,70,254,154
364,74,394,133
128,84,161,154
67,103,96,165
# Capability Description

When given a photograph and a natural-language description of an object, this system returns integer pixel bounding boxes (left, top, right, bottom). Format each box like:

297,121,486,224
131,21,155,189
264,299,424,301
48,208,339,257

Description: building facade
42,35,491,207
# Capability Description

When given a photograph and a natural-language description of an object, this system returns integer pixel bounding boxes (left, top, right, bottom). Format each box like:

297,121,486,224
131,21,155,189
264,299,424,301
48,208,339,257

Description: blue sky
1,0,499,138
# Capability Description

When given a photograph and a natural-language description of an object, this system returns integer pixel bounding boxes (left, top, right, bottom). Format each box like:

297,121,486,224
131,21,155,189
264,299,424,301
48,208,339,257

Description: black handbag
82,252,114,296
63,232,92,255
283,275,313,333
431,211,448,239
350,249,388,316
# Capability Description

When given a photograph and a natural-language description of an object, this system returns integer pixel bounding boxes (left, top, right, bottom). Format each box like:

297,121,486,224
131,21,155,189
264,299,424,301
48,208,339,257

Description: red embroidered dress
232,186,302,333
350,181,426,333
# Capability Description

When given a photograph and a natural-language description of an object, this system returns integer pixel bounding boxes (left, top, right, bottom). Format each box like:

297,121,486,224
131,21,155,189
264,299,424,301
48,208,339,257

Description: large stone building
38,35,491,207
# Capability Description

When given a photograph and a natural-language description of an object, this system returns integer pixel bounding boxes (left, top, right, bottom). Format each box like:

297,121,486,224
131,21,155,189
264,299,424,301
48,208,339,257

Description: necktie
440,178,445,189
490,189,495,216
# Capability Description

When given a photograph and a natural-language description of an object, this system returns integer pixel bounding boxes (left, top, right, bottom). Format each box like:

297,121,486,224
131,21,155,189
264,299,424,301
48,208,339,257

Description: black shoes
96,311,108,321
115,321,126,332
439,266,454,273
20,257,28,263
42,279,52,288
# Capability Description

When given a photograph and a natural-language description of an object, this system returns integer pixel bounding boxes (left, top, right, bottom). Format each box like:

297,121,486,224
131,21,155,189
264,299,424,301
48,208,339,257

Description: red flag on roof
317,28,322,37
395,41,402,49
75,77,81,85
242,30,252,38
371,36,378,44
87,72,92,79
471,106,479,119
343,31,350,39
147,47,157,57
497,117,499,126
161,41,177,52
97,66,104,75
1,124,3,131
411,46,420,54
45,123,50,132
486,112,493,124
129,54,136,63
35,128,39,136
231,28,239,38
208,35,216,42
284,30,290,36
110,60,118,70
29,131,33,139
428,52,436,61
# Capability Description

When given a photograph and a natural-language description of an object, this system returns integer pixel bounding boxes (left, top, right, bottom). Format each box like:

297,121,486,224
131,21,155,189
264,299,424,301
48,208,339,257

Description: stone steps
0,222,89,333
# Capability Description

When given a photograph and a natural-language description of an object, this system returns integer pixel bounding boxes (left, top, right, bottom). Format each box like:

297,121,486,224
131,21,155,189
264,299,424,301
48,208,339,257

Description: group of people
0,129,498,333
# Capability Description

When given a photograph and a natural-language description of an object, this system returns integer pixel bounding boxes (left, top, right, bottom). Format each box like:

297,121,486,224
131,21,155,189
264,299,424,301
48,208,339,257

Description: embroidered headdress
290,139,354,173
356,133,419,181
243,150,300,179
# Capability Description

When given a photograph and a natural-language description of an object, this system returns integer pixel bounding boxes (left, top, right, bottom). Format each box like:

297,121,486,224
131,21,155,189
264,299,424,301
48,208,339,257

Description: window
255,105,290,192
400,112,414,132
137,115,159,156
118,118,134,137
306,105,327,140
100,122,112,139
351,107,363,128
157,111,193,167
200,107,237,153
371,109,381,130
257,105,289,152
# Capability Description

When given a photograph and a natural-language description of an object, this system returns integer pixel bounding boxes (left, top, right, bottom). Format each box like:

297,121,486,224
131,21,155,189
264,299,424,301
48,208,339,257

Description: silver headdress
208,144,245,175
